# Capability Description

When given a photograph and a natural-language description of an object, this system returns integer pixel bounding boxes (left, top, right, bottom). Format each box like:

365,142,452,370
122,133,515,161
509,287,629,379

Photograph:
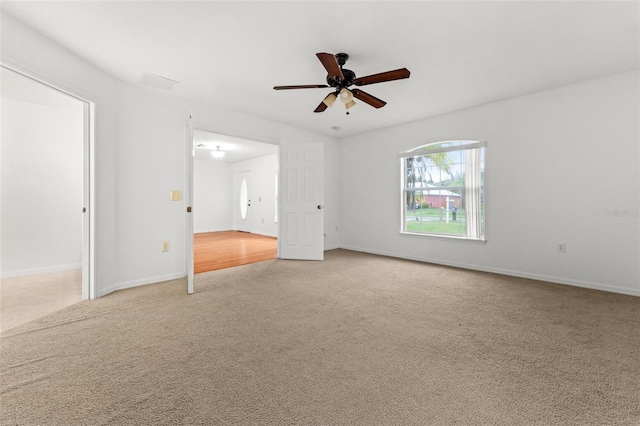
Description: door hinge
187,206,192,213
82,207,87,213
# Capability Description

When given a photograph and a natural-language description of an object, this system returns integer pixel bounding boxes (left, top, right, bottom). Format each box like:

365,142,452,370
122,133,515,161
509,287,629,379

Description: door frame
185,111,194,294
185,131,326,264
187,127,285,271
1,63,96,299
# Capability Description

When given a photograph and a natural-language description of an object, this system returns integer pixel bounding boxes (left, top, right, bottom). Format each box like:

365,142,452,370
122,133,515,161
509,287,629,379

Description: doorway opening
192,130,278,273
1,66,93,332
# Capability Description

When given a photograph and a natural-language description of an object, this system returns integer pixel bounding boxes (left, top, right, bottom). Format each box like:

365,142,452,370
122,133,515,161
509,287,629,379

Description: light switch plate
169,191,182,201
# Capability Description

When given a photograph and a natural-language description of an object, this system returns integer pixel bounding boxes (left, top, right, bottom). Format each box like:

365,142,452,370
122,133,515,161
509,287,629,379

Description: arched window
400,141,485,241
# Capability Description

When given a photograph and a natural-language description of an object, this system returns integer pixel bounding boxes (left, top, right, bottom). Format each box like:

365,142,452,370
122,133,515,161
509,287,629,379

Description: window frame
399,140,486,243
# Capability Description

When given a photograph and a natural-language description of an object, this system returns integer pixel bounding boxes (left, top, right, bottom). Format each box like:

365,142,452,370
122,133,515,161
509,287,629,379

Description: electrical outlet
557,243,566,253
162,241,170,252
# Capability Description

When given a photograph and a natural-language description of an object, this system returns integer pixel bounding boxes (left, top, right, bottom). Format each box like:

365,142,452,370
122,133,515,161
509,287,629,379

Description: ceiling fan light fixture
323,93,337,107
211,145,225,160
339,88,353,104
345,100,356,109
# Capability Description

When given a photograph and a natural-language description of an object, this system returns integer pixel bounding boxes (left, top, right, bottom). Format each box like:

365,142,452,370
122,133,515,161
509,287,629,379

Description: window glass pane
404,188,466,236
240,178,248,220
424,165,440,185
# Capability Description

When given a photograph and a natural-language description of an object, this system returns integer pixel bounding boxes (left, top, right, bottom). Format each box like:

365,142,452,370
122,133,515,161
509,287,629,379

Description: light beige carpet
0,269,82,332
1,249,638,425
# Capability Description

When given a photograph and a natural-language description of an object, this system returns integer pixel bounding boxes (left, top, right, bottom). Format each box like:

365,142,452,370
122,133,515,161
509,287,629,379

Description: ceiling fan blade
274,84,329,90
351,89,387,109
316,52,344,81
352,68,410,86
314,101,328,113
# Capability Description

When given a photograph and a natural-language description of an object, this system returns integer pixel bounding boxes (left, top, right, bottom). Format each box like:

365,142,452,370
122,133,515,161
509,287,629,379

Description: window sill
400,231,487,244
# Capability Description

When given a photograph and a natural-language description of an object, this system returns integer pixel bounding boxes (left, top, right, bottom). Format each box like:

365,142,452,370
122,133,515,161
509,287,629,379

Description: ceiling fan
273,52,410,114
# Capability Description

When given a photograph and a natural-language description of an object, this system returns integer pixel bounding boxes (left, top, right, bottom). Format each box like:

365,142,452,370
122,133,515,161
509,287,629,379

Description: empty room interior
192,130,279,274
1,1,638,425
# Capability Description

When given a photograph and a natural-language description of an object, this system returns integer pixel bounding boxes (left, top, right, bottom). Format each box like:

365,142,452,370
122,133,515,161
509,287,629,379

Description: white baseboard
253,231,277,238
194,227,232,234
96,246,639,299
195,229,278,239
1,263,82,279
98,272,186,298
339,245,640,297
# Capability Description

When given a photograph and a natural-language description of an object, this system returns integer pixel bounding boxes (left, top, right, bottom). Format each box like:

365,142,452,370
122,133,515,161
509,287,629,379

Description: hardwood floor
194,231,277,274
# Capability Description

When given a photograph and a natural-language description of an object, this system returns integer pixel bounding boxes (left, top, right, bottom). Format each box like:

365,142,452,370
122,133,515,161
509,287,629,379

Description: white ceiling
193,130,278,163
2,1,639,140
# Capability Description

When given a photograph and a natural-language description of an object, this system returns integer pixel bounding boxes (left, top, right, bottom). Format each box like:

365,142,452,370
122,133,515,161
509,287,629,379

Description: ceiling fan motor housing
325,52,355,89
327,68,356,88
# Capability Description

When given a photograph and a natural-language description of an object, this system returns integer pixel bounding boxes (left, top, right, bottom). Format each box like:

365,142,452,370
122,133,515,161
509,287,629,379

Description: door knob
317,205,324,210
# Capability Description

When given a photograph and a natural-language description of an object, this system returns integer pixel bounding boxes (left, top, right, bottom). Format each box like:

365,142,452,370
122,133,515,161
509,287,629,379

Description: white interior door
237,171,252,233
278,142,324,260
185,111,194,294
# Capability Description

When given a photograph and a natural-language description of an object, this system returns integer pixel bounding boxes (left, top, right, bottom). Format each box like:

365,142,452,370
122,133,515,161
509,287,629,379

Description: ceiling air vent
141,73,179,91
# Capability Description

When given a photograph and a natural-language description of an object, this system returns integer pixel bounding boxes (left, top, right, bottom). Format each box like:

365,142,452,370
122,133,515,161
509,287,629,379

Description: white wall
112,85,187,289
0,97,83,277
2,13,341,297
323,139,341,250
232,154,279,237
340,70,640,296
193,159,233,233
